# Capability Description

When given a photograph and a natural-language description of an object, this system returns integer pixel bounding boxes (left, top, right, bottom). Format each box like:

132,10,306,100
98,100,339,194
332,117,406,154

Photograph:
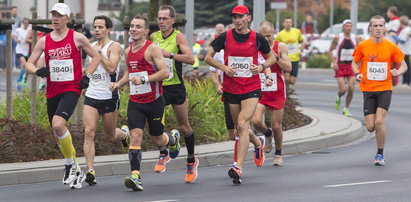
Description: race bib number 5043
49,59,74,82
367,62,387,81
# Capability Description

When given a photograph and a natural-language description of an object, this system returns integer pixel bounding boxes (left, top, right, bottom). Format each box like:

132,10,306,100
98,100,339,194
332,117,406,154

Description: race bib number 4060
367,62,387,81
49,59,74,82
228,56,252,78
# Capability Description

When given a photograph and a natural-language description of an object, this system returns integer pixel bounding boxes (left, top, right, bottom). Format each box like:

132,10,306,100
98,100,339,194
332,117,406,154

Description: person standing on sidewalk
82,15,130,186
151,5,199,183
276,17,304,85
110,15,180,191
253,21,291,166
24,3,101,189
352,15,408,166
393,16,411,86
205,5,276,184
329,19,361,117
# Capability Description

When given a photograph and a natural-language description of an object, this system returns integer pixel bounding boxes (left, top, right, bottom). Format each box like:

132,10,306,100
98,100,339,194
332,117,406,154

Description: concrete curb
0,108,366,186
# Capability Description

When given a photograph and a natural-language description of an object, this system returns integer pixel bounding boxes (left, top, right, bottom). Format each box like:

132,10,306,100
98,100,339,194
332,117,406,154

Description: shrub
307,54,331,69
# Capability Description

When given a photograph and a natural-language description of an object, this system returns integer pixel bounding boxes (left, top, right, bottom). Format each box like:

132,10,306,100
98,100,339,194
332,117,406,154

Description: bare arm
391,60,408,76
147,44,169,82
209,70,223,94
25,37,45,74
169,33,195,65
97,42,122,74
277,42,292,73
110,48,130,91
328,36,338,70
205,46,232,75
75,32,101,75
352,60,363,81
25,29,32,44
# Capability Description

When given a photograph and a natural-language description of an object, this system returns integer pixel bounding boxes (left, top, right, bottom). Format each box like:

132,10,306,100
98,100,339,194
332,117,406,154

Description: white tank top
85,40,120,100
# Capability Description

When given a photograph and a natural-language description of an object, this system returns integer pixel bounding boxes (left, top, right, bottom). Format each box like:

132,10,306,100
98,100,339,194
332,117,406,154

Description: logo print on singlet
368,53,379,62
48,44,72,59
129,61,138,69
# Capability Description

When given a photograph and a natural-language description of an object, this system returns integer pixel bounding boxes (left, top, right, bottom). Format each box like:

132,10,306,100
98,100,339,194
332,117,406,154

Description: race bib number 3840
49,59,74,82
228,56,252,78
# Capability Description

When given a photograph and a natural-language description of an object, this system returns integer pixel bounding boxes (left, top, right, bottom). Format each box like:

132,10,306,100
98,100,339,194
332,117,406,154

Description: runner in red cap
205,5,278,185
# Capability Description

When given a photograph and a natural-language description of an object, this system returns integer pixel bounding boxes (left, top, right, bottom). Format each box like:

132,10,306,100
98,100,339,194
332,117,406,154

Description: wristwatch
261,64,268,70
275,55,280,62
266,76,273,81
140,76,146,84
169,52,174,59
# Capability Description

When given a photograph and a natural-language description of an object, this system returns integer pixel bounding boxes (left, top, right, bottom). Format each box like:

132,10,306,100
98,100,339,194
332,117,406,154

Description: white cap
342,19,352,26
50,3,70,16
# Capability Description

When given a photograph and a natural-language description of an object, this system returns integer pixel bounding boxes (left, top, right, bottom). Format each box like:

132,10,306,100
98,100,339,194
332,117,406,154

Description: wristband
355,72,360,77
262,64,268,70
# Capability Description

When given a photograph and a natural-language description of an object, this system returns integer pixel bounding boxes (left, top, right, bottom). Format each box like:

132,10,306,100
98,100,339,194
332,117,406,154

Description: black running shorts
223,89,262,105
163,84,187,106
290,61,299,77
224,99,235,130
363,90,392,116
127,96,165,136
47,91,79,125
84,96,120,115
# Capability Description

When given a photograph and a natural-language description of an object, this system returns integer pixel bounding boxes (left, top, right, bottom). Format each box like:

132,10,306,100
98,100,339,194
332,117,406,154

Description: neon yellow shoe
124,173,143,191
120,125,130,152
335,97,341,110
342,108,352,117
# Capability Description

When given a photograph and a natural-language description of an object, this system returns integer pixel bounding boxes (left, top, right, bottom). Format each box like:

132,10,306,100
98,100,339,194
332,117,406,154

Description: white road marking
144,200,179,202
323,180,392,188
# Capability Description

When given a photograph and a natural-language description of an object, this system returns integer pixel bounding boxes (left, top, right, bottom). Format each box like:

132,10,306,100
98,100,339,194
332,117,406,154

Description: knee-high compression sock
185,132,195,163
263,128,273,137
129,146,142,172
57,130,75,165
377,148,384,155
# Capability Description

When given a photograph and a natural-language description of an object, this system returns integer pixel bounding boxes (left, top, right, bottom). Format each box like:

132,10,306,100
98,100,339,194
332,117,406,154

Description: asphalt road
1,70,411,202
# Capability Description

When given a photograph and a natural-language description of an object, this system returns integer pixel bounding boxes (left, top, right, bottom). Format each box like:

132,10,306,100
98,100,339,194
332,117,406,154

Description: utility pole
330,0,334,33
252,0,265,31
350,0,358,35
293,0,297,27
186,0,194,49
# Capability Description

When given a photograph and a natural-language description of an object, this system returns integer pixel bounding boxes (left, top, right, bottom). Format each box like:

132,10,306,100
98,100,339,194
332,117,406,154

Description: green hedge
307,54,331,69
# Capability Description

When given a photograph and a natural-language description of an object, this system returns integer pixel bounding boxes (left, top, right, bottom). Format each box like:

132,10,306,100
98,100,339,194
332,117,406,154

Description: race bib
340,49,354,61
129,71,151,95
367,62,387,81
228,56,252,78
259,73,277,92
91,68,107,88
287,43,298,54
49,59,74,82
164,58,173,79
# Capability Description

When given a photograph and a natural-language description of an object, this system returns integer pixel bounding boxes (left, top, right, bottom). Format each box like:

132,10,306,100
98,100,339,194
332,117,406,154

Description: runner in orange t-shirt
352,15,408,166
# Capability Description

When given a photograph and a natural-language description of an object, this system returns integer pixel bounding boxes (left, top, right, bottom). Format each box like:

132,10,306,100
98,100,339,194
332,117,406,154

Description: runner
209,23,269,167
276,17,304,85
252,21,291,166
352,15,408,166
13,18,30,90
151,5,199,183
328,19,361,117
24,3,101,189
82,15,129,186
109,15,180,191
205,5,277,184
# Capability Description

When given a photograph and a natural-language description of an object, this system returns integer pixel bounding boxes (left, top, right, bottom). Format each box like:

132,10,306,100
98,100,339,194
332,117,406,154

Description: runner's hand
223,65,236,77
332,62,338,71
265,77,273,86
35,67,49,78
355,73,363,82
217,85,223,95
78,75,90,89
251,64,261,75
390,69,401,77
109,82,119,91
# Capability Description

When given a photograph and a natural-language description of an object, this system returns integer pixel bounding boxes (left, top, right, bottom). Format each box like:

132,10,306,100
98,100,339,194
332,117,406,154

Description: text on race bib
129,71,152,95
287,43,298,54
91,68,107,88
367,62,387,81
164,58,173,79
228,56,252,78
49,59,74,82
339,49,354,61
259,73,277,92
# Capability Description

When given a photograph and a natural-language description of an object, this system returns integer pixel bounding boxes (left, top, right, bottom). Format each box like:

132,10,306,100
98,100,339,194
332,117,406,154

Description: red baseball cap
231,5,250,16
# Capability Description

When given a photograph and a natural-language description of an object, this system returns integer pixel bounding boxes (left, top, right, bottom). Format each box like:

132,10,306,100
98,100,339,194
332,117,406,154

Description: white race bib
129,71,151,95
228,56,252,78
340,49,354,61
49,59,74,82
164,58,173,79
259,73,277,92
367,62,387,81
91,68,107,88
287,43,298,54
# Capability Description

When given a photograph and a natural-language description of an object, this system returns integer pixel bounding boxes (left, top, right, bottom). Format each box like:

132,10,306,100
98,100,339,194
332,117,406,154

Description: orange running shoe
154,153,171,173
254,136,265,167
185,157,199,183
228,165,242,185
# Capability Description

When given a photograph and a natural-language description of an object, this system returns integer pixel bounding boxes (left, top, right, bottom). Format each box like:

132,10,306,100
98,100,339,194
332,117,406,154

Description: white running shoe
62,164,77,184
70,167,86,189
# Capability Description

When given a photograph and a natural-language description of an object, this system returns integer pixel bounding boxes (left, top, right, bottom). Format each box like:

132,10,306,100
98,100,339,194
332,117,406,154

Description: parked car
307,22,369,54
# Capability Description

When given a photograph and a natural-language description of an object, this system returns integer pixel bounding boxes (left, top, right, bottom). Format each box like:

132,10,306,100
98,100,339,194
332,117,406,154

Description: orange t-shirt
352,38,404,92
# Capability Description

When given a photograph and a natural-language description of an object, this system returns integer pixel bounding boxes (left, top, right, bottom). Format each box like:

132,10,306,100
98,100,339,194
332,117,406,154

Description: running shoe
154,153,171,173
85,169,97,186
120,125,130,152
228,165,242,185
168,129,181,159
264,134,273,153
374,154,385,166
335,97,341,110
273,155,284,166
124,173,143,191
185,158,199,183
254,136,265,167
70,166,86,189
62,163,77,184
342,108,352,117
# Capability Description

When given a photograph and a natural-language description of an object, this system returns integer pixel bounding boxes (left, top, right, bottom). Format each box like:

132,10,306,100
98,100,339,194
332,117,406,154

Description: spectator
13,17,31,90
300,14,318,34
10,6,21,70
386,6,400,43
394,16,411,86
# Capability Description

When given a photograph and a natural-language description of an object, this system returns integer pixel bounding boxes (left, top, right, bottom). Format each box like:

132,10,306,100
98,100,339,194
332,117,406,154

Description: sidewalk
0,107,367,186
